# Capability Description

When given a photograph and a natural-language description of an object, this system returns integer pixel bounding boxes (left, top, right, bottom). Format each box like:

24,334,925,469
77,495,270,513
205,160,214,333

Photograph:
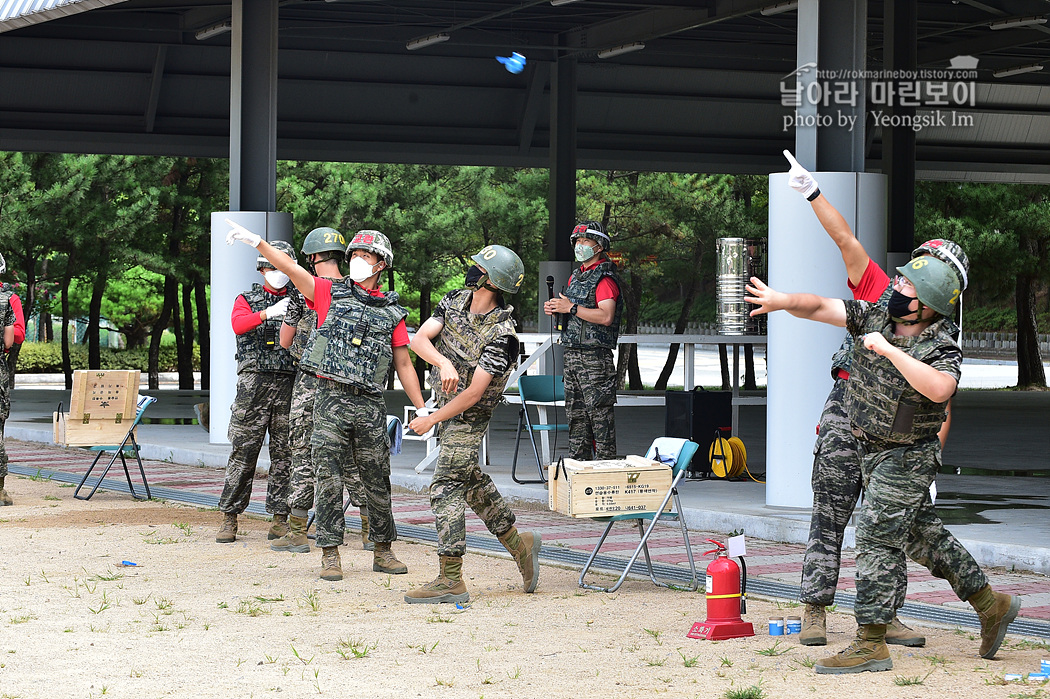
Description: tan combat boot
404,556,470,605
320,546,342,581
799,603,827,646
359,512,374,551
215,512,238,543
0,476,12,506
373,542,408,575
497,527,541,593
267,513,289,540
270,514,310,553
969,585,1021,659
885,616,925,647
814,623,892,675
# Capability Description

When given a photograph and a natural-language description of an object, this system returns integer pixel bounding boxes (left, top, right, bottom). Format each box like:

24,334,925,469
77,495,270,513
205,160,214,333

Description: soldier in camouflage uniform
0,252,24,507
404,245,541,604
227,222,426,582
216,240,298,543
543,221,623,460
784,153,979,649
747,252,1021,674
270,227,372,554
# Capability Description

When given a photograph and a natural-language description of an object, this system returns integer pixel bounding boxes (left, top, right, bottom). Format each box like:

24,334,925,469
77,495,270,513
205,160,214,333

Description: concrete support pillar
209,212,293,443
767,0,881,508
209,1,290,444
766,173,886,508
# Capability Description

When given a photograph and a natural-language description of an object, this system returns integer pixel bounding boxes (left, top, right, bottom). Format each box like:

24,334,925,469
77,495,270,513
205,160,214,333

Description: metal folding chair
578,438,700,592
510,374,568,484
73,395,156,501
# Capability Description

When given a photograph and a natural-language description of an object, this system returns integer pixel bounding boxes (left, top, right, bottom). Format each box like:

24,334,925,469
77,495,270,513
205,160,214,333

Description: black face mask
888,289,918,320
465,265,485,289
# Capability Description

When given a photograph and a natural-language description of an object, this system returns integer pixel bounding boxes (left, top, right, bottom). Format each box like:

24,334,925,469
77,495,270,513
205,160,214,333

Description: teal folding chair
578,438,700,592
511,374,568,484
74,395,156,501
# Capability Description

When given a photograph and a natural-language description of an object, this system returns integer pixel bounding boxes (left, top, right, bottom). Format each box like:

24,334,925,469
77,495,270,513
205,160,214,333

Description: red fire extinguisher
687,539,754,640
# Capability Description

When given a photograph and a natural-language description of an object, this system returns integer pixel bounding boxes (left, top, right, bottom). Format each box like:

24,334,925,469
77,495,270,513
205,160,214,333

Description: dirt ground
1,475,1047,699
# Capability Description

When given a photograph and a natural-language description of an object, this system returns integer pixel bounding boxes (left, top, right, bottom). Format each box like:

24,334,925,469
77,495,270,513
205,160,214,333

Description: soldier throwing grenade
405,245,542,604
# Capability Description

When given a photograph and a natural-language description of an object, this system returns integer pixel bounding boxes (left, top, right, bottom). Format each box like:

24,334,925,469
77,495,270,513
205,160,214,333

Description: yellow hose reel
709,436,748,478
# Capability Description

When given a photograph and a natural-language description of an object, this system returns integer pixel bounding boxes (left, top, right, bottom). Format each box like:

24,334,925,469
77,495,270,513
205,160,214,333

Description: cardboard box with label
548,455,673,518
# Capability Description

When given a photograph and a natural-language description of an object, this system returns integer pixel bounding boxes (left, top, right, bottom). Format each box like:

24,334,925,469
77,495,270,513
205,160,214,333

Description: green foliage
16,342,200,373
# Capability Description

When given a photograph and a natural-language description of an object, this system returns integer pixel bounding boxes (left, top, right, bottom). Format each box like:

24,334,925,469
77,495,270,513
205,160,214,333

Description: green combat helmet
301,227,347,256
347,230,394,266
913,238,969,290
896,255,962,318
471,244,524,294
258,239,297,268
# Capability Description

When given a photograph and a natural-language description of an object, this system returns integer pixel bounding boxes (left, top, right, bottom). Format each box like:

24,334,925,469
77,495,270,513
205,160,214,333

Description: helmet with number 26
896,255,962,318
471,244,524,295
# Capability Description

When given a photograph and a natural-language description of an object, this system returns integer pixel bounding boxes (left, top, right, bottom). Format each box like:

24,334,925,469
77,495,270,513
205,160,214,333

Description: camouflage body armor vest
286,284,331,364
299,279,407,392
561,259,623,350
235,285,296,375
829,285,894,378
431,289,517,418
845,311,957,443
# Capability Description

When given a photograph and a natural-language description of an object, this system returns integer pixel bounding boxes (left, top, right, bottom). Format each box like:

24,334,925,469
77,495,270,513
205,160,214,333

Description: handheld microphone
546,275,563,331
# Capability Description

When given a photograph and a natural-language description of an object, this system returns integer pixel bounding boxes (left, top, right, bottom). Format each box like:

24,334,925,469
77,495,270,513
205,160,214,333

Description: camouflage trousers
430,412,516,557
801,380,987,611
853,435,988,624
0,362,9,479
218,371,294,516
563,348,617,460
287,371,364,515
312,380,395,549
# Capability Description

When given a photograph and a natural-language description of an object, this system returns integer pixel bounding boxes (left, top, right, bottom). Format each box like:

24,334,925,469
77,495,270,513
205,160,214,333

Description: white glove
224,218,262,248
783,150,820,200
263,297,290,320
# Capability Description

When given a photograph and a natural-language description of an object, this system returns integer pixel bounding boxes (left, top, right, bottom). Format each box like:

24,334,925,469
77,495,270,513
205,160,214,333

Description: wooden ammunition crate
53,412,137,447
548,455,673,518
53,370,140,447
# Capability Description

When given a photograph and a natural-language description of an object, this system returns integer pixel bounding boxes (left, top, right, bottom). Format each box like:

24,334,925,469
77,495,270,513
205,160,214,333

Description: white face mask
263,270,289,289
347,256,379,283
574,242,597,263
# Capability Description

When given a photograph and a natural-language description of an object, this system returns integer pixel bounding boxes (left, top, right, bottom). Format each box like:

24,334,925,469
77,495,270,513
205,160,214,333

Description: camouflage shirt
430,289,519,417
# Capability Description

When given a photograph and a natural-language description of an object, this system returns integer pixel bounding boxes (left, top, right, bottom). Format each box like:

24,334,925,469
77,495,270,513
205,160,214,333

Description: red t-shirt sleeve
848,258,891,302
231,295,263,335
595,277,620,304
306,277,333,326
392,320,410,347
10,294,25,344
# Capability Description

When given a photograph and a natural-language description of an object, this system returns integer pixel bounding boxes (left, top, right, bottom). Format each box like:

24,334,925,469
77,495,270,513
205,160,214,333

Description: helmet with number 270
302,227,346,256
471,245,524,295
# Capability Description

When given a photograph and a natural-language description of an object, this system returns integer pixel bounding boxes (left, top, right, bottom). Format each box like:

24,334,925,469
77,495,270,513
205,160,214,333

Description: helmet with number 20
471,245,524,295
